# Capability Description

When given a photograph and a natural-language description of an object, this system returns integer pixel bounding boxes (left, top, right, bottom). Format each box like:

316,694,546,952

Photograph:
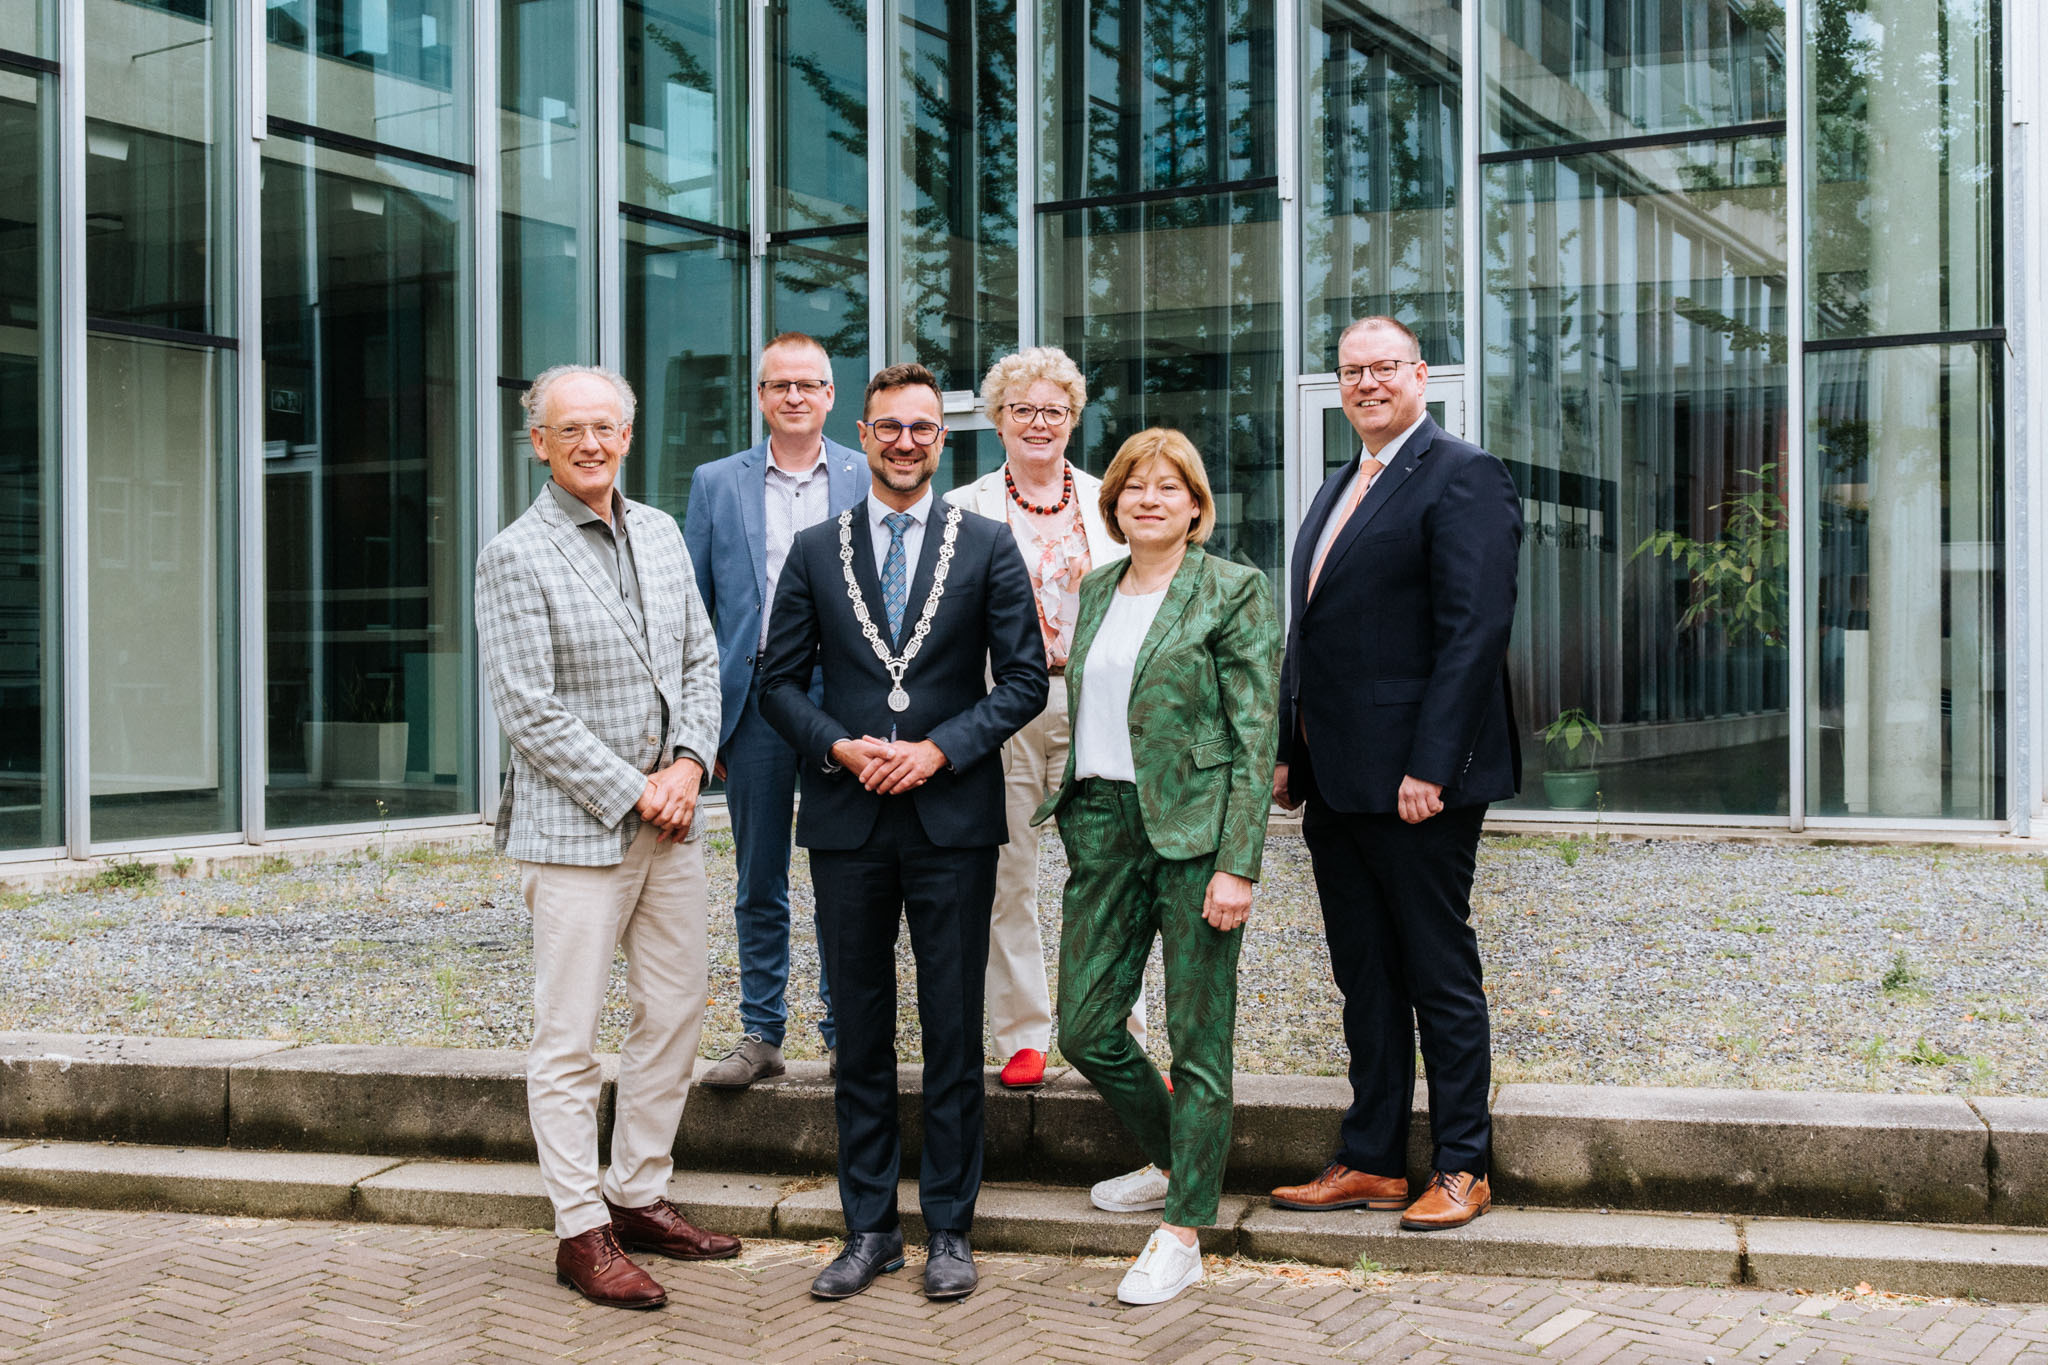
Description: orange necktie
1307,457,1382,596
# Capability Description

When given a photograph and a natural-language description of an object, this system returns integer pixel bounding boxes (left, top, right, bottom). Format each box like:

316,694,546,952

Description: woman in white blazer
944,347,1137,1089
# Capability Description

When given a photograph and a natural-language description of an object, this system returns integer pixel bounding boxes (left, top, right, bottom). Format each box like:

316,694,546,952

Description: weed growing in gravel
87,859,156,892
1881,950,1920,995
35,911,122,941
1905,1038,1957,1067
0,890,36,912
1975,1003,2026,1023
172,855,195,878
1971,1056,1997,1089
252,854,292,876
1352,1254,1383,1277
1557,839,1582,867
1859,1035,1889,1082
1711,915,1776,934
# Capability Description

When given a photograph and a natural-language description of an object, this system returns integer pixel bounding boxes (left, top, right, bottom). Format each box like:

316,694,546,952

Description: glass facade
5,0,2036,855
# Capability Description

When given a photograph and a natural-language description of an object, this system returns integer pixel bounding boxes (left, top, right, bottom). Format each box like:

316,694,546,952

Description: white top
1309,410,1429,574
1072,585,1170,783
866,488,933,582
760,442,832,650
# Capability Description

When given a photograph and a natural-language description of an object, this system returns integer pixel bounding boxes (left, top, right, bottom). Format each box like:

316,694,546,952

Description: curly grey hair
520,364,638,434
980,346,1087,424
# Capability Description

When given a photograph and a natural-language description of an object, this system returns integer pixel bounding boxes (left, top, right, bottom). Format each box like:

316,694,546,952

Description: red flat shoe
1000,1048,1046,1088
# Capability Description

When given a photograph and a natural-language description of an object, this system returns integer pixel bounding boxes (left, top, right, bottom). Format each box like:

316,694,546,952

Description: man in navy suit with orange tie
1269,316,1523,1231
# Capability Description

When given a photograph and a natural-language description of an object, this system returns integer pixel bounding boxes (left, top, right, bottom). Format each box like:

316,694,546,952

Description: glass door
1296,367,1465,503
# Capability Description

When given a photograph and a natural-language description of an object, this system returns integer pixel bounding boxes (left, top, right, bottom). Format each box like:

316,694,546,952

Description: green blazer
1032,545,1281,881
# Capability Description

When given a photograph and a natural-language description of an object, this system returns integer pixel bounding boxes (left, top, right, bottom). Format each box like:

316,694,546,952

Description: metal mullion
1785,0,1807,833
472,0,501,827
748,0,768,447
1015,0,1036,354
2013,0,2042,834
1461,0,1481,447
237,0,268,845
596,0,622,372
867,0,888,372
1277,0,1301,607
57,0,86,860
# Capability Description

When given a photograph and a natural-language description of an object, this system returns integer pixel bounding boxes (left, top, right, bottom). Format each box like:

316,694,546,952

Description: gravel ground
2,832,2045,1096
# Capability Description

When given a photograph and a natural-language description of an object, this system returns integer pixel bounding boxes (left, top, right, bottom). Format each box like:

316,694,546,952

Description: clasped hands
831,736,947,794
635,757,705,842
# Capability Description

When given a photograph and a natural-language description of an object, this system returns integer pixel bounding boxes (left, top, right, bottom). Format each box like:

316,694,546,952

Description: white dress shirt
1072,585,1169,783
761,442,833,649
1309,410,1429,574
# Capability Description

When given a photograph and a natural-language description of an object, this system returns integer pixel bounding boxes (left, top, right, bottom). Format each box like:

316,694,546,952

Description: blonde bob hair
1098,428,1217,547
980,346,1087,423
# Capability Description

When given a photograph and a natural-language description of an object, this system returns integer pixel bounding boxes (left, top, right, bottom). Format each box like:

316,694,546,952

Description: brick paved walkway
6,1209,2048,1364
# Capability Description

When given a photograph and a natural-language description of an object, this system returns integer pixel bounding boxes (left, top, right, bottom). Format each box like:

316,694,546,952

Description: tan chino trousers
990,685,1147,1057
523,823,709,1238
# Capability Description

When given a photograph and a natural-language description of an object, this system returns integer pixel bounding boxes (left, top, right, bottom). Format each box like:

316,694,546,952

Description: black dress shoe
923,1230,977,1300
810,1229,905,1300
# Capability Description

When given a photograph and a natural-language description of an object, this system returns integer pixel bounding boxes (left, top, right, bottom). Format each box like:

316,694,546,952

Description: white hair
521,364,637,431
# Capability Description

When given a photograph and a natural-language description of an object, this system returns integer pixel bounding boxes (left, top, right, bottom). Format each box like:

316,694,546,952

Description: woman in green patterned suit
1032,427,1281,1307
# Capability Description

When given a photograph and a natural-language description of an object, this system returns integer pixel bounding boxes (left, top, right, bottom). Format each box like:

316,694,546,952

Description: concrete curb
9,1140,2048,1298
5,1032,2036,1226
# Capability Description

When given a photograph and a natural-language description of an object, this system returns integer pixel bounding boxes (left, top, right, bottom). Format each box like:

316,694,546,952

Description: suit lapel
544,499,656,675
845,504,890,638
1314,416,1439,594
738,443,769,613
1132,545,1204,683
825,437,868,513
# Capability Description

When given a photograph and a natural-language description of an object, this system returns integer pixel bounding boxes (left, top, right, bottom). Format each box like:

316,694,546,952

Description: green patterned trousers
1055,777,1242,1227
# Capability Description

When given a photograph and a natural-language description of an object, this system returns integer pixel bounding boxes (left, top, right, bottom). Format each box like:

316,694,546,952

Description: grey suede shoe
699,1032,786,1090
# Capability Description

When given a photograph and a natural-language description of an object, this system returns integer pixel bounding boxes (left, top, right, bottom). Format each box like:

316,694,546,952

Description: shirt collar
766,440,830,482
547,477,627,532
868,488,934,530
1362,410,1429,469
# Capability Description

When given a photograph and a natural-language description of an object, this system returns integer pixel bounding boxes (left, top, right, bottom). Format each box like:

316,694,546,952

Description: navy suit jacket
758,501,1048,850
682,435,868,750
1279,415,1524,813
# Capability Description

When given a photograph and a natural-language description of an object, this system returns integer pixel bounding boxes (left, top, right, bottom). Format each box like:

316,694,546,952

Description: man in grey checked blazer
476,364,739,1310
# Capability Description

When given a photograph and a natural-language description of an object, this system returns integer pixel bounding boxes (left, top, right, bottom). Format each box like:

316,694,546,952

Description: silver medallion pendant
887,686,911,713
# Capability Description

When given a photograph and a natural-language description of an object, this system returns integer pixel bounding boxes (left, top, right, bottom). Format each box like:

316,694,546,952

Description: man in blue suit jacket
1270,316,1523,1233
682,332,869,1088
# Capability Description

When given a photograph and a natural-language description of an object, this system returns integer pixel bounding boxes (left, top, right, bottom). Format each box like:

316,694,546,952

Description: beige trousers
990,685,1147,1057
522,823,709,1239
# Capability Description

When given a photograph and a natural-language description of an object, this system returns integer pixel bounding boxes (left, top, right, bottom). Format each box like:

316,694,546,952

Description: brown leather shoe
1269,1163,1409,1211
1399,1171,1491,1230
606,1196,741,1261
556,1225,666,1309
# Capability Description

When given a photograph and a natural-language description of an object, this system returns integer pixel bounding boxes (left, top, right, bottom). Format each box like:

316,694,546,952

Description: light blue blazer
682,435,868,750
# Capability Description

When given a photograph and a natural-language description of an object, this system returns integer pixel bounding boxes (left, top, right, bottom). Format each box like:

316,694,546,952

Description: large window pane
622,218,749,518
770,0,865,231
1302,0,1461,370
266,0,468,163
1484,137,1790,816
768,236,867,448
1041,188,1285,589
501,0,591,382
625,0,747,229
0,67,57,851
261,135,475,829
1,2,43,57
86,336,238,841
1807,344,2003,819
889,0,1017,392
1483,0,1785,152
86,0,224,334
1807,0,1998,341
1041,0,1276,201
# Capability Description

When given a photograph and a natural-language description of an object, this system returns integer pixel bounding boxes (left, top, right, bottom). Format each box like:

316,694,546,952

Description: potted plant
1539,707,1603,809
303,673,409,787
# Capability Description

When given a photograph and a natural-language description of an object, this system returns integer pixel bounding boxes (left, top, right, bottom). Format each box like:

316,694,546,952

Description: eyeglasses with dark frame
862,418,946,446
536,423,625,444
1002,402,1074,428
1336,359,1422,385
759,379,830,397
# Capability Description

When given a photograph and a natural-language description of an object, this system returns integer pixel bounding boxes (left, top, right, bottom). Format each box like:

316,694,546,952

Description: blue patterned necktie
881,511,914,641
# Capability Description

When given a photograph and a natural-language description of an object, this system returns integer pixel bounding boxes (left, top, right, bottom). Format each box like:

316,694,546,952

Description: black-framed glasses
863,418,946,446
1336,359,1421,385
536,423,624,443
1003,402,1073,428
759,379,829,397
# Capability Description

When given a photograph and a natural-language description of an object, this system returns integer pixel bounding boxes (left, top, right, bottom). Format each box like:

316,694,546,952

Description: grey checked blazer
476,484,722,866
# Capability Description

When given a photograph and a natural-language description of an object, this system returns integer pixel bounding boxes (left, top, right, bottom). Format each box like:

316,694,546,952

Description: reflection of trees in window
264,0,458,90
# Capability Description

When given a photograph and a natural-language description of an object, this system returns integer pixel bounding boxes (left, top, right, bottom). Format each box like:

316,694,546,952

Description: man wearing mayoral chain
759,361,1047,1303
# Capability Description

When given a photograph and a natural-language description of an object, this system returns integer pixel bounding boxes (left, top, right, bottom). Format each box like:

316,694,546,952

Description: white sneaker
1117,1227,1204,1306
1091,1164,1170,1213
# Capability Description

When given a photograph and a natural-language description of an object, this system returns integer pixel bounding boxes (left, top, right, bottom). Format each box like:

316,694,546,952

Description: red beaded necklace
1005,462,1075,516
